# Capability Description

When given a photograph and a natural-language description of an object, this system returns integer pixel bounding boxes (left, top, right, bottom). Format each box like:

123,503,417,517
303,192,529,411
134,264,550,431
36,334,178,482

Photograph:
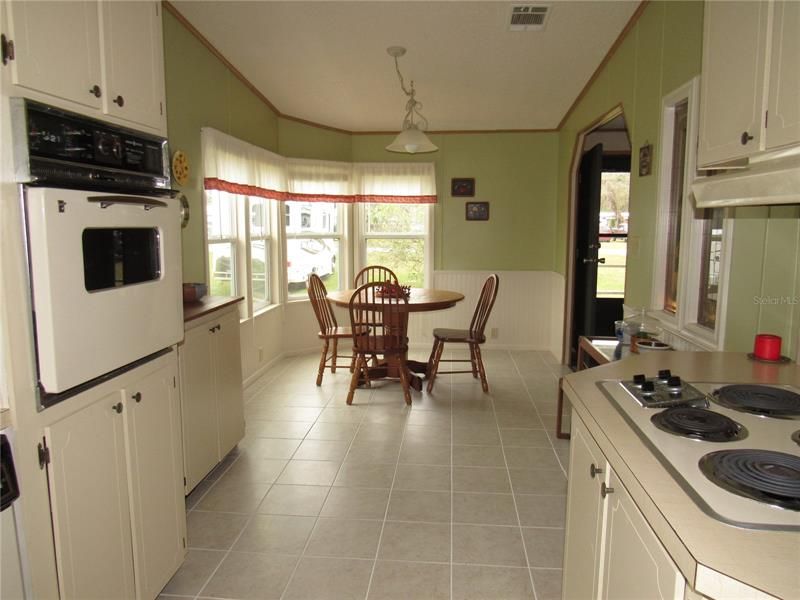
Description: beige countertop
563,351,800,600
183,296,243,323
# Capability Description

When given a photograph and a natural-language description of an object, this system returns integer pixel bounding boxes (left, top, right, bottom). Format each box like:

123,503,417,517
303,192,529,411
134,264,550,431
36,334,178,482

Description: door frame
561,104,629,364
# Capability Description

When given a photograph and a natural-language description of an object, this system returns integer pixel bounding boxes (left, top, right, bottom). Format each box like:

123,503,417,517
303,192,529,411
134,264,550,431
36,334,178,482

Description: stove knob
658,369,672,380
633,374,646,386
641,381,656,395
667,376,682,388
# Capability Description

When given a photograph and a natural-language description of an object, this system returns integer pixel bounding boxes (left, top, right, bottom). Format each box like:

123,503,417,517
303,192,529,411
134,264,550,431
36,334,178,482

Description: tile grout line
190,364,333,600
278,388,373,600
506,349,543,600
362,388,412,600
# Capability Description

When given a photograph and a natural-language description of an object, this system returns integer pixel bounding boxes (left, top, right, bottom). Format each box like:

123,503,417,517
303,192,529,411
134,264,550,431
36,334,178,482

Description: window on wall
206,190,275,316
285,201,343,300
652,78,732,348
357,203,432,288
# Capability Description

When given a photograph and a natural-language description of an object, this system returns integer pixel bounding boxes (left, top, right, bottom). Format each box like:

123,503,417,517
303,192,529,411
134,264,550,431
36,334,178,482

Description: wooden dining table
326,287,465,391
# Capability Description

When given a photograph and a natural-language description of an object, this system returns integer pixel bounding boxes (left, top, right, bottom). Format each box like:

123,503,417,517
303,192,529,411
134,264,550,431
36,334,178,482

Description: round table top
327,288,465,312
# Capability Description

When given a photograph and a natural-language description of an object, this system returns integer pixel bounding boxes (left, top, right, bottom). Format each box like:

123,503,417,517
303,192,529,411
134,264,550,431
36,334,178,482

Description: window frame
651,77,733,350
204,190,279,320
354,202,434,288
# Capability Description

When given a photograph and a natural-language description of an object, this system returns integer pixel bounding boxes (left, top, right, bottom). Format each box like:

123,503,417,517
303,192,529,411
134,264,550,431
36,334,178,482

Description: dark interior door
571,143,603,366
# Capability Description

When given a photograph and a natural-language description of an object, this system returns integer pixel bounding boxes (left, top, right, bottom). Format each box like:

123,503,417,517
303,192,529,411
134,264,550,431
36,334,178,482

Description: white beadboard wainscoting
240,270,566,386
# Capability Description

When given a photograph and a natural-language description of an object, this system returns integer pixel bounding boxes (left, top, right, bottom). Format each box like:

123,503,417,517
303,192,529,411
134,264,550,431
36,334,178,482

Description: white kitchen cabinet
43,354,185,600
765,1,800,150
4,1,103,111
562,414,609,600
3,0,166,133
180,305,245,492
601,468,685,600
563,411,685,600
697,1,799,167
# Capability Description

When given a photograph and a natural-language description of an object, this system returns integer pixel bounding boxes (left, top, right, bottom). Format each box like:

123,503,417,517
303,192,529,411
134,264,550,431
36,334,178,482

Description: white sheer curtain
201,127,287,199
286,158,354,202
353,162,437,204
202,128,437,203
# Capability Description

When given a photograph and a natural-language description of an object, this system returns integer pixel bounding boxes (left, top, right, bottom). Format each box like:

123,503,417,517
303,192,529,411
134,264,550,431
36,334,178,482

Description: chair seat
432,328,485,344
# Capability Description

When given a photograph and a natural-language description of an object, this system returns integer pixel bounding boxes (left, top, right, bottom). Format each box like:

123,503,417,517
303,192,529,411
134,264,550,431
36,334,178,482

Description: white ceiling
170,1,641,132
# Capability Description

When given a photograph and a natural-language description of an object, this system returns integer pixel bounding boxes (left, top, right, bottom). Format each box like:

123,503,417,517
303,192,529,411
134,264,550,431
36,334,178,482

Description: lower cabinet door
180,323,219,492
45,391,136,600
601,470,685,600
214,310,245,458
124,360,186,600
563,411,608,600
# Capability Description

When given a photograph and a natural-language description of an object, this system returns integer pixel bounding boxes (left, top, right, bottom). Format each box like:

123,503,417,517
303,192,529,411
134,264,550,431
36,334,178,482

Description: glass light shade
386,126,438,154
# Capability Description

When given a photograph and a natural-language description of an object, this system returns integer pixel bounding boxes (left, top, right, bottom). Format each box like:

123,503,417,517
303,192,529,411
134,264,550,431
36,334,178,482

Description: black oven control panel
15,99,171,194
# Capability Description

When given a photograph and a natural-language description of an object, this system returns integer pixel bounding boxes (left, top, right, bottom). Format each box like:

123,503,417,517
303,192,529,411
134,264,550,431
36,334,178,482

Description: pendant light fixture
385,46,438,154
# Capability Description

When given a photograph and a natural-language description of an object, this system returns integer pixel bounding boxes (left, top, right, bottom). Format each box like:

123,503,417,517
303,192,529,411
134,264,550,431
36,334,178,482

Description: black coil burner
699,450,800,511
651,407,747,442
712,385,800,419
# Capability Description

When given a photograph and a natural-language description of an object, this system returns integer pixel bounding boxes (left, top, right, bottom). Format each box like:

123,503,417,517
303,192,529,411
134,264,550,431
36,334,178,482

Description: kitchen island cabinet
180,298,245,492
43,351,185,600
2,0,166,133
564,413,684,600
562,352,800,600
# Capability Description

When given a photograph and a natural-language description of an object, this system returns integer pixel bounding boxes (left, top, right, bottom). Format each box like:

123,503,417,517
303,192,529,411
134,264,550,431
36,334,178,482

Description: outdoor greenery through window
285,202,342,300
207,191,236,297
361,203,429,288
597,172,629,298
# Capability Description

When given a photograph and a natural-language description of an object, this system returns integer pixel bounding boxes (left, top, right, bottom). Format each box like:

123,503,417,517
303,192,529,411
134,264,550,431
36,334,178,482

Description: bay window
285,201,344,300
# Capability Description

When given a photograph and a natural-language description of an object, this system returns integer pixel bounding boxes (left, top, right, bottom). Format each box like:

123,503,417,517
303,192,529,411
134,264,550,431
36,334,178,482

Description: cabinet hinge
38,440,50,469
160,102,163,116
1,34,15,65
182,537,186,549
173,375,177,388
764,110,769,129
183,476,187,486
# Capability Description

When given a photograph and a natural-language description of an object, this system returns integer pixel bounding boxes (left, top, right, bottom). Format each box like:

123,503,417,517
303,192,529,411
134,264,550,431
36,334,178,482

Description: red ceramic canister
753,334,782,361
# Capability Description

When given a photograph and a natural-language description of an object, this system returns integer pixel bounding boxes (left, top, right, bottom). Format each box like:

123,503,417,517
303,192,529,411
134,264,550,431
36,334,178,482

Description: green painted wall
352,132,560,271
554,0,799,355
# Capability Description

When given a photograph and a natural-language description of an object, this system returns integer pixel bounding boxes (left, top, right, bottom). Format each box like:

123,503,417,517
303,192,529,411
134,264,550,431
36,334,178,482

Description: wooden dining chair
307,273,357,386
353,265,399,287
426,274,499,393
347,281,411,405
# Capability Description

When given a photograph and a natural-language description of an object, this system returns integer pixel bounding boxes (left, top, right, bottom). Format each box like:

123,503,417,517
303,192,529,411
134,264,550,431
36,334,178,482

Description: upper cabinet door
100,1,166,132
697,1,770,167
6,1,103,109
766,1,800,150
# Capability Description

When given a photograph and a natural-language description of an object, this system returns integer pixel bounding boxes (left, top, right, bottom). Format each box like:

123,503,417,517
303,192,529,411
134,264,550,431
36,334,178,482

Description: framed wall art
465,201,489,221
451,177,475,197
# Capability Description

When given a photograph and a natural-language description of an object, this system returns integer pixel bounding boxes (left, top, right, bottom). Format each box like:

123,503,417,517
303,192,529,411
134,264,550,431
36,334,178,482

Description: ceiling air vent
508,5,550,31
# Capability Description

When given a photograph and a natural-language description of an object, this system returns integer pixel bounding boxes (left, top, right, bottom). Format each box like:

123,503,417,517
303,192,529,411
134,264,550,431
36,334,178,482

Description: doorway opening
564,110,631,368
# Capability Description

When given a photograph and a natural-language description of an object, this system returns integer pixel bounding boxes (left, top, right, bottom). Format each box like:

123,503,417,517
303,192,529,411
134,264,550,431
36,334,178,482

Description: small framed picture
638,143,653,177
466,201,489,221
451,177,475,197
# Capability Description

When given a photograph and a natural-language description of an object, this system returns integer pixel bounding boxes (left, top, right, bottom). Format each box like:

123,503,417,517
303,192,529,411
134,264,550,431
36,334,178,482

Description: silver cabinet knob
601,482,614,498
590,463,603,479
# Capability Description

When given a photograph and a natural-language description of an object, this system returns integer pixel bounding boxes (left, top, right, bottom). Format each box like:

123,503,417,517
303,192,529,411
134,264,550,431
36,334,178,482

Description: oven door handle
88,196,168,211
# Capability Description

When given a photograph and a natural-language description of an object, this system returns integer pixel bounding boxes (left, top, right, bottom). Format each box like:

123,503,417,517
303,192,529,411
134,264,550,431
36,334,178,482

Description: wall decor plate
172,150,190,186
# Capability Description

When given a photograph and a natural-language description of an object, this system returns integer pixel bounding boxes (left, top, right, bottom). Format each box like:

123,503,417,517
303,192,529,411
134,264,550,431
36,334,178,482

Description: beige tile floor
160,348,571,600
